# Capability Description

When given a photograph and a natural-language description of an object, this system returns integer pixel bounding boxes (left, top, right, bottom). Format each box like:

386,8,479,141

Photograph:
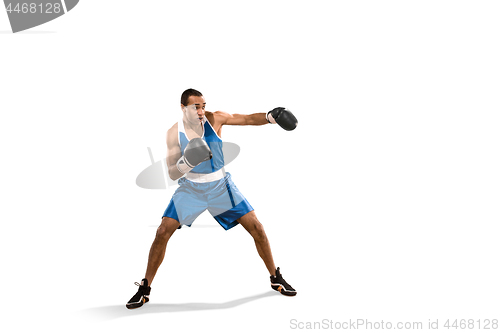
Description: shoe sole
126,296,149,309
271,283,297,297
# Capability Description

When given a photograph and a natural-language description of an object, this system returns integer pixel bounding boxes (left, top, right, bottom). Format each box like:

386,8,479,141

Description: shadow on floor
80,290,278,321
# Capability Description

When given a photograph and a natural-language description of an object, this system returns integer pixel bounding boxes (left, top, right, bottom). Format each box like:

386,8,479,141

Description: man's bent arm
166,125,184,181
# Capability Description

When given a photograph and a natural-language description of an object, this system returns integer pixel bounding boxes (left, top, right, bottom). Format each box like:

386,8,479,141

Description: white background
1,1,499,332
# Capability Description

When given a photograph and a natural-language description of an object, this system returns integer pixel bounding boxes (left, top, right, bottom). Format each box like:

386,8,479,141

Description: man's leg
237,211,276,276
237,211,297,296
145,216,180,285
127,216,180,309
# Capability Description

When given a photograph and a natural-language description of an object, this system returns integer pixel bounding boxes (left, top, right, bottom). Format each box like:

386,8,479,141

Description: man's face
182,95,206,125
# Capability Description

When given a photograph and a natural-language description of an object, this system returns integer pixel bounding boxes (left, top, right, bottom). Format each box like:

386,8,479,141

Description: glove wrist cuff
176,156,195,174
266,111,277,124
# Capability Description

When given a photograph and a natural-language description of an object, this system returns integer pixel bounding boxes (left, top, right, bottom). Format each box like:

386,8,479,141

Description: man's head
181,88,203,107
181,88,206,125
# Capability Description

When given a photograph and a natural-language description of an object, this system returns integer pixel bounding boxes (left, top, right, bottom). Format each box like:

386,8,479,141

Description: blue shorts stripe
214,198,253,230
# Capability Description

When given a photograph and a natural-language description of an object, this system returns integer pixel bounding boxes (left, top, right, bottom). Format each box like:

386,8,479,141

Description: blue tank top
178,116,225,174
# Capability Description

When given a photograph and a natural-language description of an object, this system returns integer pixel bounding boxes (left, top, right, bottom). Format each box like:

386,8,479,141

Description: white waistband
185,169,226,183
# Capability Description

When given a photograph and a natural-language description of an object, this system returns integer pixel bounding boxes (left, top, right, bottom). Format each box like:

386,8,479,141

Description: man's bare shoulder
166,122,179,146
167,122,178,134
213,110,231,118
206,110,230,125
206,111,232,133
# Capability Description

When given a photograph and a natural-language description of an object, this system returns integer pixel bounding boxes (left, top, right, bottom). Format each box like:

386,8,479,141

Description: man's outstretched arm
214,108,297,130
215,111,268,126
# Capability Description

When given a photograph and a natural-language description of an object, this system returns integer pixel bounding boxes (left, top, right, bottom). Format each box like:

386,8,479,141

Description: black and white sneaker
126,278,151,309
270,267,297,296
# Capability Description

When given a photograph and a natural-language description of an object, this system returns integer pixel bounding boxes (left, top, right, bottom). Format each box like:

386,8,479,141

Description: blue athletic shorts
162,172,253,230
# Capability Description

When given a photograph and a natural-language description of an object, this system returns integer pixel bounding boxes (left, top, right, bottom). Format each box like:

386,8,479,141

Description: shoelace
275,272,294,290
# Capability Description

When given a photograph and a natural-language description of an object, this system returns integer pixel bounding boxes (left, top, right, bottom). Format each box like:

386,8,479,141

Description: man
126,88,298,309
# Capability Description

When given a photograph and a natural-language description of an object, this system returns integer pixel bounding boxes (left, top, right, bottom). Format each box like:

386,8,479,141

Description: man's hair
181,88,203,106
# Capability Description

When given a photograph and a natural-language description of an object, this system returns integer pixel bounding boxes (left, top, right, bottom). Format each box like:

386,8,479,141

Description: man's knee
254,222,266,240
249,220,267,242
156,217,179,242
239,212,267,241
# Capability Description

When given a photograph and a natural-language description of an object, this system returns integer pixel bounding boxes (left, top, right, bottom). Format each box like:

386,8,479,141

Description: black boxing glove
266,107,298,131
176,138,213,174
